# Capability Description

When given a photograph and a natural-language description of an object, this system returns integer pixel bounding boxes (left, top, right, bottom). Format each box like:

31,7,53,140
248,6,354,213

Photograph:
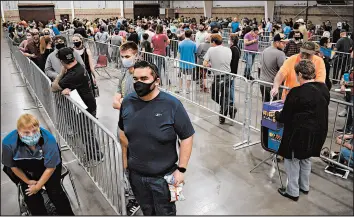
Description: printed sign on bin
261,101,284,130
268,128,283,152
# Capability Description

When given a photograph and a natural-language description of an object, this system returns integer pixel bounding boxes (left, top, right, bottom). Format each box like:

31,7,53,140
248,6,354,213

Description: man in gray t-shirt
260,33,287,102
203,34,235,124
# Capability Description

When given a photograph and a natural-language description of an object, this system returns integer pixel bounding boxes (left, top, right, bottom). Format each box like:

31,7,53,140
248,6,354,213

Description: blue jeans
244,52,256,78
340,148,354,168
230,79,235,105
129,170,176,216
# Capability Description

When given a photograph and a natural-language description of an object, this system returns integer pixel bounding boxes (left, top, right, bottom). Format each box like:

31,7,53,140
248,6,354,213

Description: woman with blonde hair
1,114,74,215
72,33,97,94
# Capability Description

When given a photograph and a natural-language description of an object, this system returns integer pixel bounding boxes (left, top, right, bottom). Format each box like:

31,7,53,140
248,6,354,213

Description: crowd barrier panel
320,98,353,172
330,51,353,82
162,54,251,144
7,36,127,215
53,92,127,214
233,80,290,150
238,50,262,80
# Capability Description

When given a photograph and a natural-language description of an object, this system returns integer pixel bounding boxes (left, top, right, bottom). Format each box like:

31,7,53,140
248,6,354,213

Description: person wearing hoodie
44,36,84,81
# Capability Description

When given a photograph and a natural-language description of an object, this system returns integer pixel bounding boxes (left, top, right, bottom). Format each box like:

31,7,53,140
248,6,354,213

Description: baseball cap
340,29,347,33
296,18,305,23
273,33,289,42
56,47,75,62
300,41,316,55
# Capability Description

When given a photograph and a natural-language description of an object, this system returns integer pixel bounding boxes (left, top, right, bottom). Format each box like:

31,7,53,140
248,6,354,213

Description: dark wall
133,4,160,19
19,5,55,24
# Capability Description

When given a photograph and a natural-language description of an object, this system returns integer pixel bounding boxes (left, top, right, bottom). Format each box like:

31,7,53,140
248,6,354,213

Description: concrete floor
1,34,353,215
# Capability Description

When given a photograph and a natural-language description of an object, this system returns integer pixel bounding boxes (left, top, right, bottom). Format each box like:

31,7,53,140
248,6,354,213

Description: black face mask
44,32,50,35
56,43,65,50
74,41,82,48
133,79,156,97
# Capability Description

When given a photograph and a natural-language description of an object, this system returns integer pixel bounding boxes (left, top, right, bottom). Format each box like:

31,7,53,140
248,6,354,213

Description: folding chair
95,55,112,78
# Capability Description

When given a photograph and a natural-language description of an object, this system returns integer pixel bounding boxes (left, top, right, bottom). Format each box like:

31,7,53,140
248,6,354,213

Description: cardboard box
268,128,283,152
261,101,284,130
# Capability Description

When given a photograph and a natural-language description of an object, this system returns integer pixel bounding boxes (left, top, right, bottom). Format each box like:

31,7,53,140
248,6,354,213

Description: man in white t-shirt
195,24,208,48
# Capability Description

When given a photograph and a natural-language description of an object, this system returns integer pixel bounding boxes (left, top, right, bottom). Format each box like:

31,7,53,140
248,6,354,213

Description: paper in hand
69,89,88,110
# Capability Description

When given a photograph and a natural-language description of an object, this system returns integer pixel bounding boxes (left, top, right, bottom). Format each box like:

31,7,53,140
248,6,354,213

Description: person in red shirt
151,25,170,77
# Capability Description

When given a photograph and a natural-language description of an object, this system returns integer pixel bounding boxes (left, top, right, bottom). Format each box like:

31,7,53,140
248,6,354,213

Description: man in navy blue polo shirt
118,61,195,216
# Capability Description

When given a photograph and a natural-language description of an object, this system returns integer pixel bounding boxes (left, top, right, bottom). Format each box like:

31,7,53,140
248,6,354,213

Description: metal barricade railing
53,92,126,214
162,53,250,144
6,36,127,215
331,51,353,82
320,98,353,172
238,50,262,79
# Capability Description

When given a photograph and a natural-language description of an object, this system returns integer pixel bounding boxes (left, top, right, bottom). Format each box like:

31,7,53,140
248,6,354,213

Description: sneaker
175,89,181,94
338,110,347,117
185,90,190,94
126,199,140,216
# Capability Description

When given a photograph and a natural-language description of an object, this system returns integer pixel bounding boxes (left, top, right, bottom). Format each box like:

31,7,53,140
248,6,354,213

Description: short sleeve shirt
151,34,169,56
2,128,61,169
244,32,259,51
279,54,326,99
178,39,197,69
118,91,195,176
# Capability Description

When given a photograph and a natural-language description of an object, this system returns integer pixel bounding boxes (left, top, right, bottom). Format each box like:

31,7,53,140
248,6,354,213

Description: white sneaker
338,110,347,117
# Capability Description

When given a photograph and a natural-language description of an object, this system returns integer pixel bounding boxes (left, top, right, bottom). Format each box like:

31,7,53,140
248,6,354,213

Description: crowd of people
2,14,353,216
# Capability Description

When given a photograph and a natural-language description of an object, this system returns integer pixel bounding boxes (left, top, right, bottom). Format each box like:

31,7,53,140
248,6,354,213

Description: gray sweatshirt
45,49,84,81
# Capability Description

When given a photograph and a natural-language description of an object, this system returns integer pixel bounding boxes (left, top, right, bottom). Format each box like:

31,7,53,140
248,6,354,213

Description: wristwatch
177,167,186,173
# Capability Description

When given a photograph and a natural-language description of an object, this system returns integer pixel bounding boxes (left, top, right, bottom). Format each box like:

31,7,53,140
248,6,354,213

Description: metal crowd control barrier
238,50,262,79
320,98,353,172
6,36,127,215
233,80,290,150
162,54,250,143
53,92,127,214
331,51,353,82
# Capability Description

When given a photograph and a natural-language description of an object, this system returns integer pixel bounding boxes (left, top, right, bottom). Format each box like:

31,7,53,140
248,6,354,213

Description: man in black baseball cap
51,47,103,163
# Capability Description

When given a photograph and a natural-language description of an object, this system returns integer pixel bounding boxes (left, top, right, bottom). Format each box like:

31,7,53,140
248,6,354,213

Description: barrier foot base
250,153,275,173
233,140,261,150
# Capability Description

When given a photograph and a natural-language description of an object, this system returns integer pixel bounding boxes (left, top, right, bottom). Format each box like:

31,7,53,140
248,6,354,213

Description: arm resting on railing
51,67,65,92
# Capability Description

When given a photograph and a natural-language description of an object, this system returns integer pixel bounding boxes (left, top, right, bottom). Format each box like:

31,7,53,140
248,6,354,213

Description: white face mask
121,55,136,68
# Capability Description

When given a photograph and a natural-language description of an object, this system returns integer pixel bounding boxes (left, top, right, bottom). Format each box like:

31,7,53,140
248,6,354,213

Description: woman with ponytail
39,35,54,71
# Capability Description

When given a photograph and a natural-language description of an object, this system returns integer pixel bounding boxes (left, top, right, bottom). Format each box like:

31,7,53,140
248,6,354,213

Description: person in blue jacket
2,114,74,215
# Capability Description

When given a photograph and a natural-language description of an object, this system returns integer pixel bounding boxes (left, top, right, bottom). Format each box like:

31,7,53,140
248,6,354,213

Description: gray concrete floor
2,34,353,215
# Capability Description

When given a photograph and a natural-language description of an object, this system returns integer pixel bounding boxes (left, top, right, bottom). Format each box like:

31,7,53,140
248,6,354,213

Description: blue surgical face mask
121,56,136,68
20,132,41,146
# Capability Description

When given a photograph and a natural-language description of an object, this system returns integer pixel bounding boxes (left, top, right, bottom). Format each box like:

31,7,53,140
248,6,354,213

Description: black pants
129,170,176,216
20,165,74,216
